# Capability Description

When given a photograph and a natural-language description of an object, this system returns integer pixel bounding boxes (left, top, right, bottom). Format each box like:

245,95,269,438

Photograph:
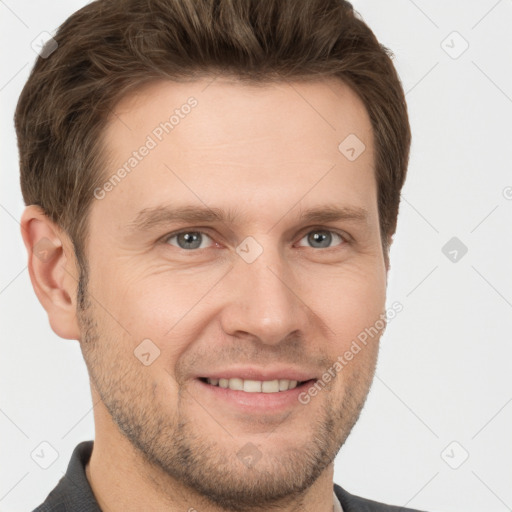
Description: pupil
180,232,201,249
310,231,330,248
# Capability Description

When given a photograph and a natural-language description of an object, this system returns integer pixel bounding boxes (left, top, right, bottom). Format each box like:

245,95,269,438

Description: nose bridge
220,236,305,345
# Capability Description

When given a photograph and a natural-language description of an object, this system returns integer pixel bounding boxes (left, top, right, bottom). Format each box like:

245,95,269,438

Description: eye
164,231,215,251
296,229,347,249
163,228,348,252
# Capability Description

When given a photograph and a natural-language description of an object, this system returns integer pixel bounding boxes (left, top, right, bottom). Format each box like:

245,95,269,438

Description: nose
218,239,311,346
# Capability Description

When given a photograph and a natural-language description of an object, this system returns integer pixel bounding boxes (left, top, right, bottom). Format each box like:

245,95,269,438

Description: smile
202,377,308,393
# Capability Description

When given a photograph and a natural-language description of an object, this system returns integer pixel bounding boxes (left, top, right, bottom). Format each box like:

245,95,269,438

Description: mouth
198,377,315,393
194,376,318,414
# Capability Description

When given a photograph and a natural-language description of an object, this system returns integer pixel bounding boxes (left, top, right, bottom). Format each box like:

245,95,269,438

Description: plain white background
1,1,511,511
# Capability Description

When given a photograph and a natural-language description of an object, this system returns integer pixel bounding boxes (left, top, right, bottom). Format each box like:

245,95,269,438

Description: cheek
309,263,386,337
91,258,180,334
94,268,208,369
318,268,384,397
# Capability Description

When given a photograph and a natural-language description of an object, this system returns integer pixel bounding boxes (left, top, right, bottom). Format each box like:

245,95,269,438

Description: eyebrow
126,203,369,234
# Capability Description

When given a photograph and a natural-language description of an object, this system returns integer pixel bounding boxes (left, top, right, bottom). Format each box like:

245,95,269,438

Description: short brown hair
15,0,410,281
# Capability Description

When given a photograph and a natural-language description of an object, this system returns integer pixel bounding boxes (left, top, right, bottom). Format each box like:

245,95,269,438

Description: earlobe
20,205,81,340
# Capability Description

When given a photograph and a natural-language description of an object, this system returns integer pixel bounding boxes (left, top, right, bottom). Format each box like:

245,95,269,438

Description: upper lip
197,366,318,382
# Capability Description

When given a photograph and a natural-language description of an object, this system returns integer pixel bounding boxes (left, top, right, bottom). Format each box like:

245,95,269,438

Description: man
16,0,422,510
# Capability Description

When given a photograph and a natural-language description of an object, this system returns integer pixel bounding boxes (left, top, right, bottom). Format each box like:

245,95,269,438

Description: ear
20,205,81,340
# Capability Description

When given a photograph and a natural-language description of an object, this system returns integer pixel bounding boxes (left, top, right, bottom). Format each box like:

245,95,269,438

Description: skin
21,77,391,512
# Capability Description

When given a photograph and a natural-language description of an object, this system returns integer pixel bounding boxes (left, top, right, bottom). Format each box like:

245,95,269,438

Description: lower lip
193,378,317,414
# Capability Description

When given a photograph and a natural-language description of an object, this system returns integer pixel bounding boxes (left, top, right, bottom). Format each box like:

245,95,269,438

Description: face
78,77,388,510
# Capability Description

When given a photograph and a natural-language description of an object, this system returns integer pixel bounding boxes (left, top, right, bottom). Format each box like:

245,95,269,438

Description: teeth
244,380,262,393
279,379,290,391
262,380,279,393
229,377,244,391
206,377,301,392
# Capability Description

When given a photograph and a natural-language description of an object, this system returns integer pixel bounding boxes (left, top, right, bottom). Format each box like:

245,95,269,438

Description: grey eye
166,231,213,250
298,230,345,249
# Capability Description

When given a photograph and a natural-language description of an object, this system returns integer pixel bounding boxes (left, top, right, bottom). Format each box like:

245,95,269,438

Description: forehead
95,77,377,231
107,77,373,152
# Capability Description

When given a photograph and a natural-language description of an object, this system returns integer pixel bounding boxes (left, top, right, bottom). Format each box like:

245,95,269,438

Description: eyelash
161,227,351,252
